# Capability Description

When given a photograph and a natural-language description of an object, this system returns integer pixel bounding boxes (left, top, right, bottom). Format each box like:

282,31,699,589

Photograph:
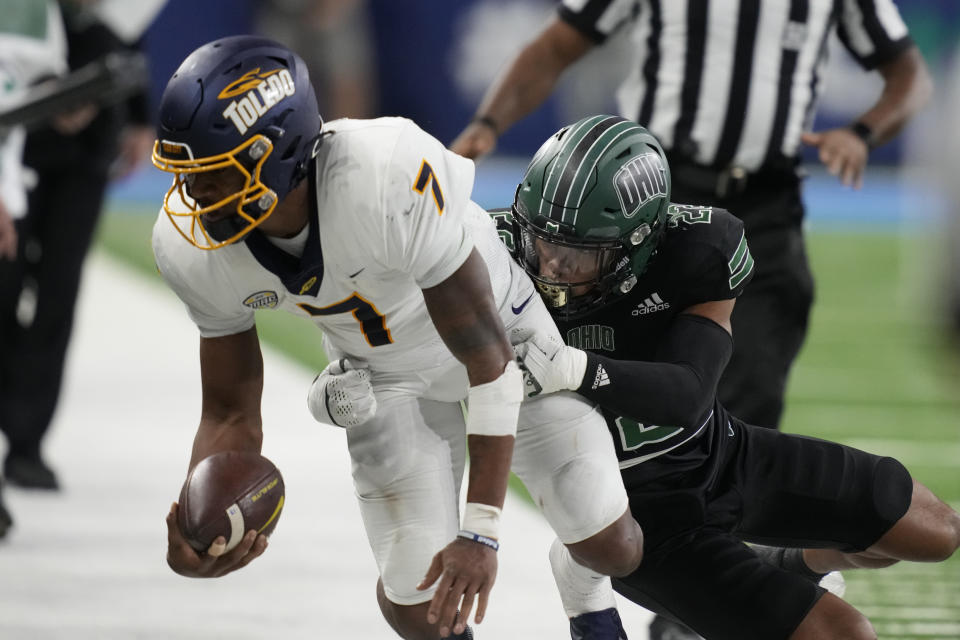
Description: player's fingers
165,503,184,542
220,529,258,560
205,535,228,558
425,572,456,626
438,578,467,638
819,147,832,167
853,164,865,190
417,554,444,591
208,530,256,576
800,131,821,147
475,581,491,624
827,154,844,177
842,159,857,187
228,535,268,574
455,585,479,634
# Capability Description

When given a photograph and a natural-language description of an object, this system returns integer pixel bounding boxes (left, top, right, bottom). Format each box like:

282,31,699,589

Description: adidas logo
631,292,670,316
592,364,610,390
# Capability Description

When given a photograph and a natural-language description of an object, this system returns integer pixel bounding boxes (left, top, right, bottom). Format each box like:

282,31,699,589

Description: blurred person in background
451,1,931,638
0,0,164,493
944,50,960,346
255,0,376,119
0,0,67,537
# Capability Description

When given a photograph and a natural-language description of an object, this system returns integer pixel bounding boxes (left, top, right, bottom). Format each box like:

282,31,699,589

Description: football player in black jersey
501,115,960,640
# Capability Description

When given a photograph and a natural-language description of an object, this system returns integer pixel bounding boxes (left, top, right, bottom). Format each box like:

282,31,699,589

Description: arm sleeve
575,314,732,428
558,0,639,44
836,0,913,70
379,120,476,288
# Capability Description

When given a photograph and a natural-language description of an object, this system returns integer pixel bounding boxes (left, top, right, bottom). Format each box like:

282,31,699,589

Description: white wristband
462,502,502,540
465,360,523,437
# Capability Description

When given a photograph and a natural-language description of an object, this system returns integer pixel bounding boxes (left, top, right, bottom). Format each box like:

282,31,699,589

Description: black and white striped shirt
559,0,912,171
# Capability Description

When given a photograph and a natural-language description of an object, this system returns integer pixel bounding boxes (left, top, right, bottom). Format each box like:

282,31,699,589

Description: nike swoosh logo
348,268,365,278
511,292,535,315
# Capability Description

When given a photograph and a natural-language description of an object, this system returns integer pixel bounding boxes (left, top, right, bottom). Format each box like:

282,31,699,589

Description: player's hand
0,199,17,260
417,537,498,637
801,128,869,190
164,502,267,578
449,121,498,160
513,330,587,397
52,102,99,135
111,125,156,179
306,358,377,428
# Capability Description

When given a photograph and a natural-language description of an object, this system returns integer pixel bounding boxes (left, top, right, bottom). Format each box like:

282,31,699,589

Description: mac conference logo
219,67,296,135
243,290,279,309
613,153,667,218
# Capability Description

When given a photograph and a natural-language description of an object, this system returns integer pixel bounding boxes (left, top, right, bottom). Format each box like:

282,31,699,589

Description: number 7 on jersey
413,159,445,215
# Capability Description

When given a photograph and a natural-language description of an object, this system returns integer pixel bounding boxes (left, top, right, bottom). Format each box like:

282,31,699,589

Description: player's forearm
464,434,515,511
576,315,732,428
858,46,933,147
475,49,565,137
474,19,592,137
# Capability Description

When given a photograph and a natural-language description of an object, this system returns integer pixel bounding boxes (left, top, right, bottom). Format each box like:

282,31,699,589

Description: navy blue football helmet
152,35,322,249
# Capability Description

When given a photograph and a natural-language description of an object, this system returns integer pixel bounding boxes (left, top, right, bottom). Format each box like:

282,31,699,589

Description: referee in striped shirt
452,1,931,638
453,0,931,432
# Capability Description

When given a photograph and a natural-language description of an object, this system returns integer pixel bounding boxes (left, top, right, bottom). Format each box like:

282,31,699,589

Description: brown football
177,451,285,553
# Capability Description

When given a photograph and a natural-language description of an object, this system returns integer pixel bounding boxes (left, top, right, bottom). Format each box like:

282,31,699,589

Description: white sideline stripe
0,252,653,639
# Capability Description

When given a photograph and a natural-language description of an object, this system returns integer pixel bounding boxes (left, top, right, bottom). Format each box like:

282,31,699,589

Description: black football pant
671,179,814,430
0,166,108,460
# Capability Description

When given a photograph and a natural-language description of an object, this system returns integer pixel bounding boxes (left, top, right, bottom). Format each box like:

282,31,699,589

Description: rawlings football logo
613,153,667,218
219,68,296,135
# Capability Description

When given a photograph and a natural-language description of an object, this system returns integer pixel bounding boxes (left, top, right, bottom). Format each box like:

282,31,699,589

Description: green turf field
97,208,959,639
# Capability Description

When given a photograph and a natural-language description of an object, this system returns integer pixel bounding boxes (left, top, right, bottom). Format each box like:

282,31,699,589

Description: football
177,450,285,553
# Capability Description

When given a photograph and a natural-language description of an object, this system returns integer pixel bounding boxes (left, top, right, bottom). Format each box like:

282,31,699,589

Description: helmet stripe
539,115,605,220
565,123,638,226
544,115,628,225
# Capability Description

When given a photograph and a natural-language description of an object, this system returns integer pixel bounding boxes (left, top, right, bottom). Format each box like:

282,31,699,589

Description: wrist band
472,115,499,136
849,121,875,148
458,530,500,551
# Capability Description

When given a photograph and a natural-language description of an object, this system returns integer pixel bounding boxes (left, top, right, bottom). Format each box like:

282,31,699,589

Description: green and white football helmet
512,115,671,319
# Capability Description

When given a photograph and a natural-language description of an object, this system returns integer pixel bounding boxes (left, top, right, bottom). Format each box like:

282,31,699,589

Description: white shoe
819,571,846,598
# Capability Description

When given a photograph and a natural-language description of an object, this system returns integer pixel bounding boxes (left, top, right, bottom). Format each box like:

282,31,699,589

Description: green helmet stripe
539,115,607,221
542,115,624,224
566,123,639,226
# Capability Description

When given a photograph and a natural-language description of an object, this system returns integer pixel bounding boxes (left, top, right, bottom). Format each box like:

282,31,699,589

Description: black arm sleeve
575,314,733,428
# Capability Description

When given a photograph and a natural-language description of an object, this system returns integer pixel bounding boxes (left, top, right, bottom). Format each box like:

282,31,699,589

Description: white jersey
153,117,515,372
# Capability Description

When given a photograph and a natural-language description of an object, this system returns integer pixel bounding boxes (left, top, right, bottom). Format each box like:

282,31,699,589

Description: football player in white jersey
151,36,644,640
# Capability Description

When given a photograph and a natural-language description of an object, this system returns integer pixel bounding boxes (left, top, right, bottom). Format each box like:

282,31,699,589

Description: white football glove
512,330,588,397
307,358,377,428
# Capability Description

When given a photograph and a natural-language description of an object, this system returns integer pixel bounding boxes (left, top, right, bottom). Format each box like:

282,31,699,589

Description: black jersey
558,204,752,355
494,204,754,468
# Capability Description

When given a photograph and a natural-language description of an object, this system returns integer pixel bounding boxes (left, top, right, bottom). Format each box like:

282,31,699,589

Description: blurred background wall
140,0,958,162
